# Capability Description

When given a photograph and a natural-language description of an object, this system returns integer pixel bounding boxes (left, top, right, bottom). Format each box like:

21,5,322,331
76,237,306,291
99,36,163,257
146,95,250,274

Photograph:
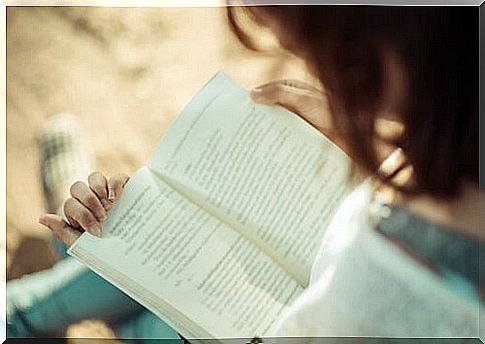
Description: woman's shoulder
275,181,480,338
314,180,481,302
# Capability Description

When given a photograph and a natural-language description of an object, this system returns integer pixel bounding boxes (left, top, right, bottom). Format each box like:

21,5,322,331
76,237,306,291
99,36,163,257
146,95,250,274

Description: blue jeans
6,255,181,342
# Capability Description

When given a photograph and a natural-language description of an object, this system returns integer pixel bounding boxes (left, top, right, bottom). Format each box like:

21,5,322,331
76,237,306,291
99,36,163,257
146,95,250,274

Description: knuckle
86,194,100,209
79,211,94,225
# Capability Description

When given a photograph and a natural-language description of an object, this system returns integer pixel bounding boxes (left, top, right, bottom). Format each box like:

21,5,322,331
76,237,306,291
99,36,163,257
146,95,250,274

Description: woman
12,5,481,340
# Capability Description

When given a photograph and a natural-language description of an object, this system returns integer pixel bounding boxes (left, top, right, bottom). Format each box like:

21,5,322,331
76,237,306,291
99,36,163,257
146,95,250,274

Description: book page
148,72,353,285
68,166,303,339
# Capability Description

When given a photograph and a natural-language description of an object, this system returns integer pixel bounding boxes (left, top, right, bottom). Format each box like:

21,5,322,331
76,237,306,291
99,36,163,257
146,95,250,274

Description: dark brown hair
228,6,478,198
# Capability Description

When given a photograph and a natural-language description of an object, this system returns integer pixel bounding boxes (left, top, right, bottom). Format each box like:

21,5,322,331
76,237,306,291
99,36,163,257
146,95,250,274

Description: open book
68,72,354,341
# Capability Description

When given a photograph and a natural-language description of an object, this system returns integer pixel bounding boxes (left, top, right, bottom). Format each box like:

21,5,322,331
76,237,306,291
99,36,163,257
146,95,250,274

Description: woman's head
228,6,478,198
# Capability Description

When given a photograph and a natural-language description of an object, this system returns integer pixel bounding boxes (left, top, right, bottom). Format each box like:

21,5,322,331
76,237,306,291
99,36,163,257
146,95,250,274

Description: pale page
148,72,353,285
68,166,302,339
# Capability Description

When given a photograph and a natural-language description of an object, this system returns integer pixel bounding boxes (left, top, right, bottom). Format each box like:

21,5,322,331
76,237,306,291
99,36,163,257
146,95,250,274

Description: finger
39,214,82,247
251,80,331,130
251,80,320,106
255,79,319,92
107,173,130,202
88,171,111,211
65,212,82,230
70,181,107,222
250,82,312,113
64,197,102,237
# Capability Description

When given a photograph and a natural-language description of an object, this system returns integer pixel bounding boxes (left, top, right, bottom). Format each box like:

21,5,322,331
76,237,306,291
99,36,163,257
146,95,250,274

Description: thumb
39,214,81,246
250,81,319,118
251,82,306,106
251,80,333,133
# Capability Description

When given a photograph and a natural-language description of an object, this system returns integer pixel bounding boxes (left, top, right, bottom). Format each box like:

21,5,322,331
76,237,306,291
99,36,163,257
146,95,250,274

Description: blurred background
6,7,314,287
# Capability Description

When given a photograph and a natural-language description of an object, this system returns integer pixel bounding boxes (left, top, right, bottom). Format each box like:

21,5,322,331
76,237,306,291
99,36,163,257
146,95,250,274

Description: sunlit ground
7,7,316,282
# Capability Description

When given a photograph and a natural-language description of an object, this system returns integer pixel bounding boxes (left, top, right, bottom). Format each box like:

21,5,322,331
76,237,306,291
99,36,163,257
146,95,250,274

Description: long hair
228,6,478,198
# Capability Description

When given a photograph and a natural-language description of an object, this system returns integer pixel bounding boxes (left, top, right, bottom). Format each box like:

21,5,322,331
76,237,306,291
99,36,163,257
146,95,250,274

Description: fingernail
87,222,102,237
108,187,115,201
251,88,263,95
38,216,48,227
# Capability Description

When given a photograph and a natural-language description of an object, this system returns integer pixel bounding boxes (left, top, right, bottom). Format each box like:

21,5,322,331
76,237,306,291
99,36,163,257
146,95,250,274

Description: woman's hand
38,172,130,246
250,79,333,133
251,79,352,153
